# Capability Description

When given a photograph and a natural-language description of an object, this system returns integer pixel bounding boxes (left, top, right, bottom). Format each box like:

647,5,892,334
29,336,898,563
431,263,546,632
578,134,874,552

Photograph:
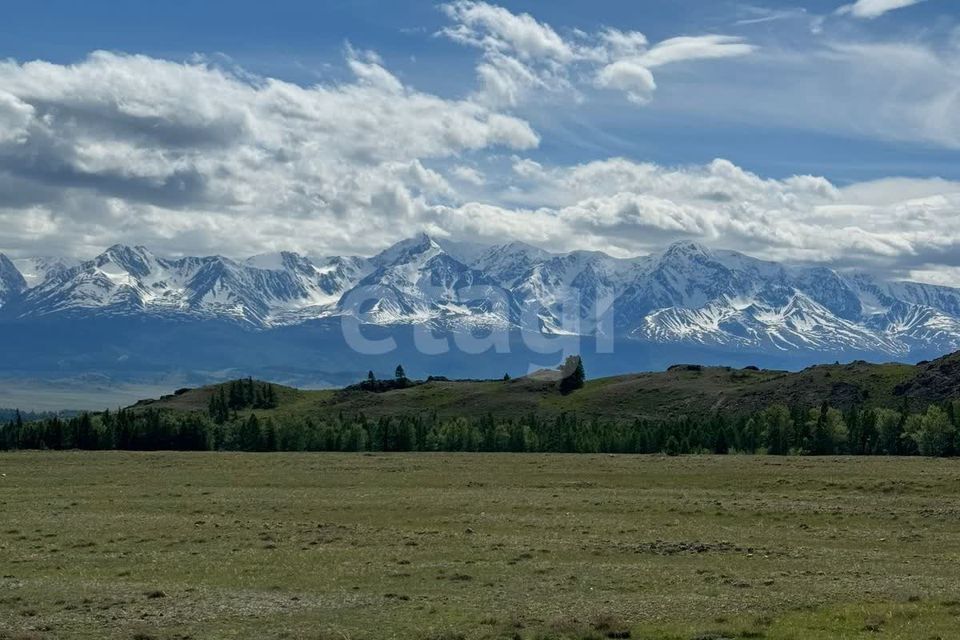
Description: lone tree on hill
559,355,586,395
395,364,407,381
368,370,376,382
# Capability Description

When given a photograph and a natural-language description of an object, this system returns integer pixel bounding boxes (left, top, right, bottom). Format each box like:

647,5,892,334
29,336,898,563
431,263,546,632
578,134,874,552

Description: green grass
1,452,959,639
141,358,929,426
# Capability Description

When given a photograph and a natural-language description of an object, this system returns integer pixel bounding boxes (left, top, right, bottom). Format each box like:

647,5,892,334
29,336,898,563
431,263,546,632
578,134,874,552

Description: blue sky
1,0,955,180
0,0,958,282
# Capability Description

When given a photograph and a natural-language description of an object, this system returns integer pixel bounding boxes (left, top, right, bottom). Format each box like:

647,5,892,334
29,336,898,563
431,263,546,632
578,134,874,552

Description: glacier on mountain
2,233,960,360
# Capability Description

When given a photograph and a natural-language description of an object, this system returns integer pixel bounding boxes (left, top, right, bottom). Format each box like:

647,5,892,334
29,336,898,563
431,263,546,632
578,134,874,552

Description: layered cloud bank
0,1,957,286
0,49,536,259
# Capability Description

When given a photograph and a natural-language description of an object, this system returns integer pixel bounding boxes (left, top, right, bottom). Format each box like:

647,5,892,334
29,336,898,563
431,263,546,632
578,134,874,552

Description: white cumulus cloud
429,157,960,282
439,1,756,108
0,4,957,286
441,1,574,62
0,50,537,258
595,61,657,105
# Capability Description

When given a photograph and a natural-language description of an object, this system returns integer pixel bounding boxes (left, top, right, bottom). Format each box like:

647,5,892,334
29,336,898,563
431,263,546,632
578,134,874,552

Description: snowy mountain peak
658,241,714,263
0,253,27,306
4,235,960,361
99,243,154,261
12,256,80,288
95,244,160,279
470,240,555,286
372,232,442,267
245,251,312,273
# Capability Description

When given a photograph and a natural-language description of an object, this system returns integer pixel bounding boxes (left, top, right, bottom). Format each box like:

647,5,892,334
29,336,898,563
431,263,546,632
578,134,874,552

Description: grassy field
1,452,959,640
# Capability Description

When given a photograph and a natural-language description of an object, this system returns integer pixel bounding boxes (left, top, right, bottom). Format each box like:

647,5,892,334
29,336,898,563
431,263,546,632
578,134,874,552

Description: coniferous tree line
2,398,958,456
355,366,415,393
208,379,278,423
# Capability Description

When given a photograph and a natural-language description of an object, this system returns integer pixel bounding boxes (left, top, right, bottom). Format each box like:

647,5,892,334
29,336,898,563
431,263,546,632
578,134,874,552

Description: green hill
133,351,960,423
10,352,959,457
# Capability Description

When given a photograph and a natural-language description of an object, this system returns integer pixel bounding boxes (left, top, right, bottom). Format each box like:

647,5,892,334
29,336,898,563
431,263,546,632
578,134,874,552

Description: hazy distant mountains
2,234,960,394
4,234,960,354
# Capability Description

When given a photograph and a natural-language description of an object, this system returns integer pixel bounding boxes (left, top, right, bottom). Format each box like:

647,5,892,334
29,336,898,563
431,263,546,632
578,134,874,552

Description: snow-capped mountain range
2,234,960,360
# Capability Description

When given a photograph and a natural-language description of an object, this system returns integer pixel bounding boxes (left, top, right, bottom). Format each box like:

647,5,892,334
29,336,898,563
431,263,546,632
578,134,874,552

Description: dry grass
0,452,958,639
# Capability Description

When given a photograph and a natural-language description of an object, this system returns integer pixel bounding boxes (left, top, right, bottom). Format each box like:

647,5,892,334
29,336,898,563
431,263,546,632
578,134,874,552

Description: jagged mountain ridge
0,253,28,307
2,234,960,359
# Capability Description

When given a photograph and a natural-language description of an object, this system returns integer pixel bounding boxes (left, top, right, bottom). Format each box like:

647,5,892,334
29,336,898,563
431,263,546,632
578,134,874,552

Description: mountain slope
137,350,960,422
3,236,960,374
340,234,512,328
0,253,27,308
4,245,372,326
10,256,79,289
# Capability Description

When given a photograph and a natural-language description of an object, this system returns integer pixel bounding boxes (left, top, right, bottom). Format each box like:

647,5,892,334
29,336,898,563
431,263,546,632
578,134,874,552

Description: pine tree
208,388,229,423
811,402,832,455
228,381,243,410
265,384,278,408
713,427,729,454
559,356,586,395
0,420,11,450
262,419,278,451
395,364,407,381
75,413,95,450
239,414,262,451
664,435,681,456
10,409,23,450
219,388,229,421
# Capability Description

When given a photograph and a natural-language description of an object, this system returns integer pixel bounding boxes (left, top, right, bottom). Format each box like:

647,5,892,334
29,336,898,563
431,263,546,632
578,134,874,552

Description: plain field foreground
1,453,959,640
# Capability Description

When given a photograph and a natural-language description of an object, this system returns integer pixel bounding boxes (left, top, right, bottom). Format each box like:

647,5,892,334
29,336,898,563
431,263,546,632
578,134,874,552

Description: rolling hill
133,350,960,423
